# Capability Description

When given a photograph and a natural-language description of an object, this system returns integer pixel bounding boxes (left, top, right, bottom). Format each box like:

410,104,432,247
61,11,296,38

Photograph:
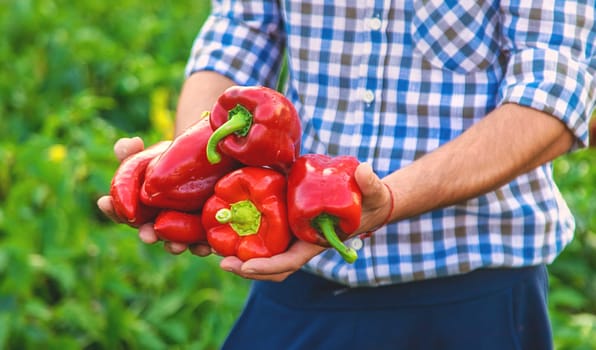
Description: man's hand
354,162,394,233
218,162,393,282
96,136,213,256
97,137,394,281
216,240,326,282
96,136,145,224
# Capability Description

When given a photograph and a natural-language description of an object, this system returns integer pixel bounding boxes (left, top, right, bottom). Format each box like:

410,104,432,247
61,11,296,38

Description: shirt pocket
410,0,501,74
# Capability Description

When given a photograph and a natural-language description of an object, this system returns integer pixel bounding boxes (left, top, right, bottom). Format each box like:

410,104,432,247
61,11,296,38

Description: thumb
114,136,145,162
354,162,385,203
354,163,393,233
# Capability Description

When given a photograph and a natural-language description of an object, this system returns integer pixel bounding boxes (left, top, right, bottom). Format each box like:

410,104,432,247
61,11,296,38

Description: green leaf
0,312,12,349
550,287,587,311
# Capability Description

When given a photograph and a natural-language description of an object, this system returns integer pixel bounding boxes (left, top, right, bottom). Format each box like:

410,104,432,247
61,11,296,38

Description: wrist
360,183,395,238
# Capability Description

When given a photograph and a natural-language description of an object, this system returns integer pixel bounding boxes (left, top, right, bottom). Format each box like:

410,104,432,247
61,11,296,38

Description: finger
114,136,145,162
164,241,189,255
96,195,125,223
236,270,293,282
220,241,325,279
218,256,291,281
354,162,386,204
138,223,160,244
219,256,244,273
353,162,394,233
189,243,214,257
140,224,191,255
243,243,323,274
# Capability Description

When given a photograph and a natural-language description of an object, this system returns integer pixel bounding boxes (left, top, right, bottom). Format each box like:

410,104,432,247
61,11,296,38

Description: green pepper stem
314,214,358,263
206,104,253,164
215,200,261,236
215,208,233,224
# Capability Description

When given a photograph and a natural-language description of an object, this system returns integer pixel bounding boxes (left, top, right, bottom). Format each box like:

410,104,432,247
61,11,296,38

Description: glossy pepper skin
110,141,170,227
205,86,301,173
287,154,362,263
154,210,206,244
141,117,240,212
201,167,292,261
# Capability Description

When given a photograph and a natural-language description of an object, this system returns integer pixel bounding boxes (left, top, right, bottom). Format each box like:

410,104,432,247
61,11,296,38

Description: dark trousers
222,265,552,350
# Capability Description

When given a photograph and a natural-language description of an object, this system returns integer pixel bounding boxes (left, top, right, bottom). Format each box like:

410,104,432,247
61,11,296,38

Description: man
99,1,595,348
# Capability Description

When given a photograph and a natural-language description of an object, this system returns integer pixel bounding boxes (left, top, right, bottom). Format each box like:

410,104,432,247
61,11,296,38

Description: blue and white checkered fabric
186,0,596,287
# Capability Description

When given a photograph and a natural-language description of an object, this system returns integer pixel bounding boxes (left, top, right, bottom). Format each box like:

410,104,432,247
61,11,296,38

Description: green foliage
550,147,596,349
0,1,250,349
0,0,594,349
0,0,210,138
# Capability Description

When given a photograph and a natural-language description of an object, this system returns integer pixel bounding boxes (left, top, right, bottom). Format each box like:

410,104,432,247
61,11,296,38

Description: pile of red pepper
109,86,363,263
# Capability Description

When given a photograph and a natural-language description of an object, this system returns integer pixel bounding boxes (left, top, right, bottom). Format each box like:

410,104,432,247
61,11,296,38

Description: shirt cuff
498,48,595,149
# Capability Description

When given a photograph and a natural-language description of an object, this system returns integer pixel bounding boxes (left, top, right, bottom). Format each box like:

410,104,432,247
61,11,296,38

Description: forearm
384,103,575,221
174,71,236,136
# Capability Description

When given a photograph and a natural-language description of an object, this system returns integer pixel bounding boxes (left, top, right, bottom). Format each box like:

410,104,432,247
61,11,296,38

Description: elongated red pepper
110,141,170,227
287,154,361,263
205,86,301,173
141,117,241,212
201,167,292,261
154,210,206,244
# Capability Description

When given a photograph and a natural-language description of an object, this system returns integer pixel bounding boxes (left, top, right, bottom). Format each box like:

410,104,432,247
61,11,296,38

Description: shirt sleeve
497,1,596,148
185,0,286,88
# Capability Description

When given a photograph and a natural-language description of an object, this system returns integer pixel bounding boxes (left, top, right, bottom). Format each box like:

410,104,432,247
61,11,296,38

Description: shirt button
362,89,375,104
351,237,364,251
368,17,382,31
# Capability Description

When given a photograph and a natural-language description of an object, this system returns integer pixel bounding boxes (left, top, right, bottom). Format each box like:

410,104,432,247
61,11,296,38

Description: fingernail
241,267,256,274
220,263,234,272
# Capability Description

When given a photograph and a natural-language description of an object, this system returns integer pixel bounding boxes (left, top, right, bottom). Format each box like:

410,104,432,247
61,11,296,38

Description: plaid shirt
187,0,596,287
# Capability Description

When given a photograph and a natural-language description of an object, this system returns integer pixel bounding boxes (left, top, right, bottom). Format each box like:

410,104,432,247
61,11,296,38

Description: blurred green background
0,1,594,349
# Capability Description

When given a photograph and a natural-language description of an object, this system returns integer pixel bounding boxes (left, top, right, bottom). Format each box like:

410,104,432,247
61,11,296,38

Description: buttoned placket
360,10,385,107
348,1,390,287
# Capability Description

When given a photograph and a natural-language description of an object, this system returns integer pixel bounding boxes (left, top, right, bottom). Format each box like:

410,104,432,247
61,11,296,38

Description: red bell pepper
205,86,301,173
141,117,241,212
201,167,292,261
154,210,206,244
110,141,170,227
287,154,361,263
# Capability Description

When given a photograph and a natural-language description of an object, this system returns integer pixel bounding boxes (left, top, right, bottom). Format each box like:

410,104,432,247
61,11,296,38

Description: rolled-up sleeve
185,0,285,88
498,1,596,148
